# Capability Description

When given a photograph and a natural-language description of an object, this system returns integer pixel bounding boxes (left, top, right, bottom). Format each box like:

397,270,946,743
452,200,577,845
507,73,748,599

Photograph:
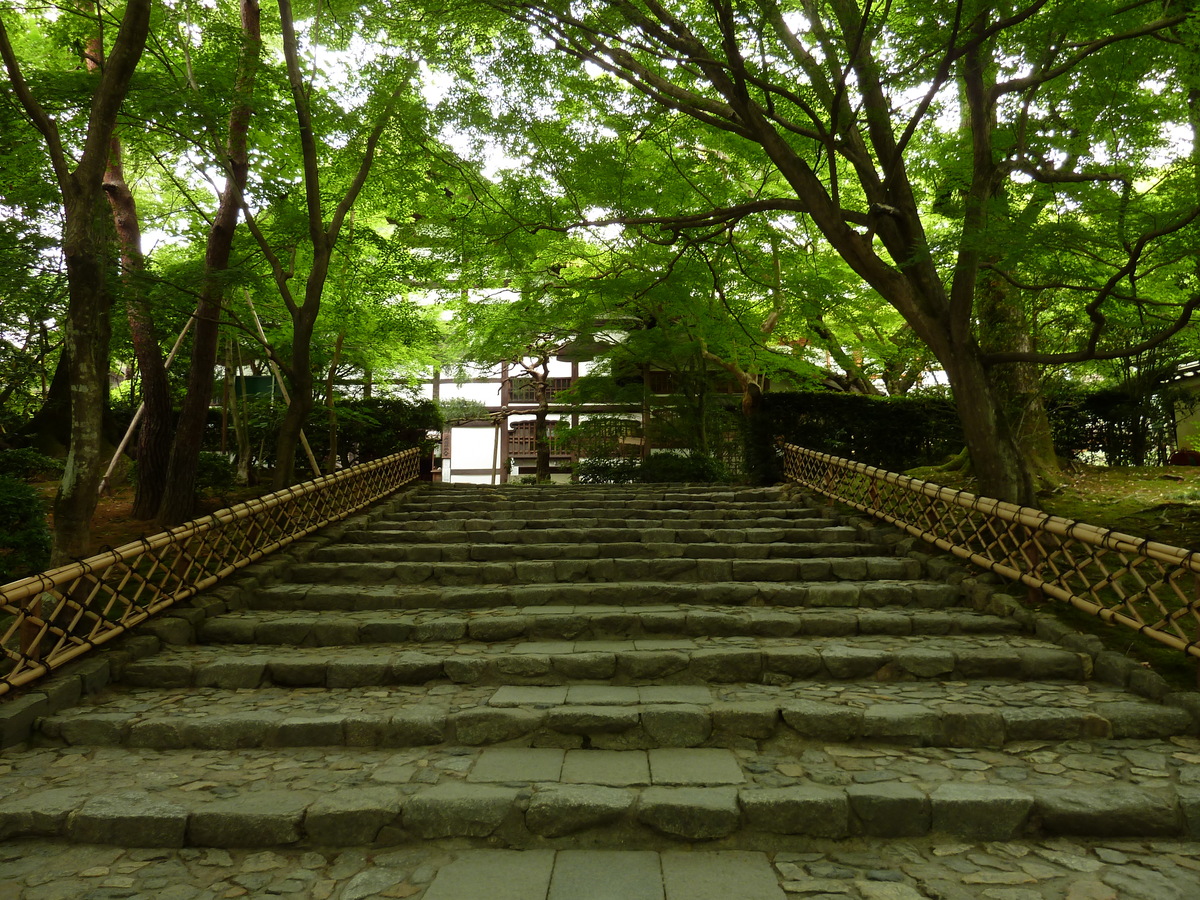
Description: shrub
574,452,728,484
639,451,728,483
195,452,236,492
0,448,64,480
0,475,51,583
575,457,642,484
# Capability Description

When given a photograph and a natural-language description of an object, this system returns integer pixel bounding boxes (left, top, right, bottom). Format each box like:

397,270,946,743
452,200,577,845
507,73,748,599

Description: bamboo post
491,417,501,486
98,317,194,495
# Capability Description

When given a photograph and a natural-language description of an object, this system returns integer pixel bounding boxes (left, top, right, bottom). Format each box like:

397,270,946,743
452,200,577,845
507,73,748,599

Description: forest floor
1037,463,1200,550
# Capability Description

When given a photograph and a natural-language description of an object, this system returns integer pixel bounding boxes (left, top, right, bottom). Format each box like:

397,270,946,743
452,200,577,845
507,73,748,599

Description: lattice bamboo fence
781,443,1200,661
0,448,421,696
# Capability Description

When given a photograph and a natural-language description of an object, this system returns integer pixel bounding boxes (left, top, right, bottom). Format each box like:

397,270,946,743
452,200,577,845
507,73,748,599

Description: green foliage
0,448,64,480
747,392,965,483
195,452,236,493
234,395,442,474
574,457,642,484
575,452,728,485
328,396,443,462
0,475,51,583
1046,386,1179,466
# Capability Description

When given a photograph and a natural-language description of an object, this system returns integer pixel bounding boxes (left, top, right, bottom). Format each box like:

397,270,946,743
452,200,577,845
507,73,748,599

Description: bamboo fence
0,448,421,696
780,442,1200,661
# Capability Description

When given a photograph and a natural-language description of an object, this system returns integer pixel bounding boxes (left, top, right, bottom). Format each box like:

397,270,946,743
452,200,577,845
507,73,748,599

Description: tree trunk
102,137,172,518
324,331,345,472
156,0,261,525
534,375,550,483
20,351,71,452
271,269,323,490
0,0,152,562
230,339,254,484
944,346,1036,507
51,186,115,563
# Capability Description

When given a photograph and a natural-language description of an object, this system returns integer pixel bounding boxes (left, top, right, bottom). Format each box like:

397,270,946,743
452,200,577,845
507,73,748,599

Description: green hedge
575,452,729,484
745,392,964,483
0,475,51,583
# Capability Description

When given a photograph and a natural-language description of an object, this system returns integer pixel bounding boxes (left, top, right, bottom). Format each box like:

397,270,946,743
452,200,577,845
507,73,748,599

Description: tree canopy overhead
449,0,1200,502
1,0,1198,560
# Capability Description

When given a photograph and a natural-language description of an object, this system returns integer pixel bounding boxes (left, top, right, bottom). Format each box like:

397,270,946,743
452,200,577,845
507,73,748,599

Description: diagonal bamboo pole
99,316,194,495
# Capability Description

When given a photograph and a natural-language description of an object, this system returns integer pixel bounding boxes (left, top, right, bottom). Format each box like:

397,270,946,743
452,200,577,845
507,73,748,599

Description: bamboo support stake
99,317,195,495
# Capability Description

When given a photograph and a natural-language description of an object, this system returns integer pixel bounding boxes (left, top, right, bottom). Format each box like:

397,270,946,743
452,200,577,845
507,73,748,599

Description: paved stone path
2,482,1199,898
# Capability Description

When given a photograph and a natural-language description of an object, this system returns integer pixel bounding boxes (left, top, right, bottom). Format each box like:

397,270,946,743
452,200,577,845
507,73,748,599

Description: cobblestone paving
3,838,1198,899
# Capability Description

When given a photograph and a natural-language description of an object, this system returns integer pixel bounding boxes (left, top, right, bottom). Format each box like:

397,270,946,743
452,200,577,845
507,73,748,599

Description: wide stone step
194,605,1023,646
247,579,963,611
341,524,858,545
397,494,806,507
3,742,1198,847
122,636,1092,689
35,681,1196,751
311,541,886,565
413,487,788,502
286,556,923,587
380,509,830,526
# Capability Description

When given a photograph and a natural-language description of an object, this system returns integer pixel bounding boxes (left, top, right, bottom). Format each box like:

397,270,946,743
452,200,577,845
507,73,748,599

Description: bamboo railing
0,448,421,696
781,443,1200,660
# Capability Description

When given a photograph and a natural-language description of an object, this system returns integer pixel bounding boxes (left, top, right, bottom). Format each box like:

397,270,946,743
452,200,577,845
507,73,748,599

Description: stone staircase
2,482,1199,898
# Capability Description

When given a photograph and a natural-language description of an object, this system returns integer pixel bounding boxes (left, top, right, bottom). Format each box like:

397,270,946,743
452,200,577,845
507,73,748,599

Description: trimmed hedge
745,392,964,483
576,452,729,484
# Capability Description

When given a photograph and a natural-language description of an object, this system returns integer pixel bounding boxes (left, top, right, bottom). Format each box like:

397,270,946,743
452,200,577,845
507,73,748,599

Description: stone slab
638,685,712,705
562,750,650,786
549,850,663,900
469,748,565,783
423,850,555,900
648,749,745,785
661,851,785,900
68,791,188,848
489,686,569,708
566,686,641,706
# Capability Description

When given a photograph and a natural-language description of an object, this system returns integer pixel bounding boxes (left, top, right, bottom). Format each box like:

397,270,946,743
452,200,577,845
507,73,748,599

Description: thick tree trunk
20,351,71,452
156,0,261,525
271,272,324,490
102,138,172,518
0,0,152,562
943,347,1036,507
51,187,114,563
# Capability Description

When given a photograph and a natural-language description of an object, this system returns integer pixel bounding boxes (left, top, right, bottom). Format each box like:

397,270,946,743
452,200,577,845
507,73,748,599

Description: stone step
3,743,1198,847
286,556,924,587
341,524,859,544
192,605,1023,646
122,636,1093,689
379,510,829,526
311,541,884,565
390,499,814,515
35,681,1196,751
246,579,964,611
372,516,844,533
